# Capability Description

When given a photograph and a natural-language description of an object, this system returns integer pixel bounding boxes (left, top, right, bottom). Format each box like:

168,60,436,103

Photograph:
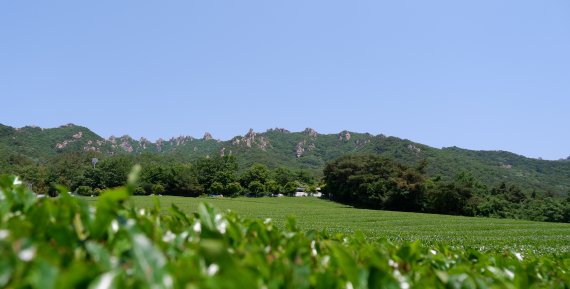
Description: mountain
1,123,569,194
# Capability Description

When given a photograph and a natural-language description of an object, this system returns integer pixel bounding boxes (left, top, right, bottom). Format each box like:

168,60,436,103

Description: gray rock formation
303,128,318,138
407,144,421,154
156,138,164,152
296,141,305,158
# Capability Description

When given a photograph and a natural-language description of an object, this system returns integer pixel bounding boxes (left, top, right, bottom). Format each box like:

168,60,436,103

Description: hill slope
1,123,569,194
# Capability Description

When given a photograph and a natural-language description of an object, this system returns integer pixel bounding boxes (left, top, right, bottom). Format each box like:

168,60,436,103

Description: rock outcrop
407,144,421,154
203,132,213,141
55,140,71,149
120,136,133,153
267,128,290,133
303,128,318,138
244,129,256,147
501,164,513,169
170,136,193,146
230,129,271,150
338,131,351,141
156,138,164,152
295,141,305,158
139,137,149,149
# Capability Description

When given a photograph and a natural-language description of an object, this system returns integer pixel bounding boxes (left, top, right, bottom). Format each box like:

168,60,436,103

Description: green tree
265,180,281,194
248,180,265,195
151,183,165,195
210,182,225,194
283,181,299,196
195,156,239,193
426,172,482,215
225,182,243,197
273,167,295,186
46,152,92,196
97,156,134,188
241,163,270,188
323,154,426,210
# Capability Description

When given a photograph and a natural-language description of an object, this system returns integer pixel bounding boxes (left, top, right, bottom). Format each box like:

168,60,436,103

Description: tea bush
1,174,569,288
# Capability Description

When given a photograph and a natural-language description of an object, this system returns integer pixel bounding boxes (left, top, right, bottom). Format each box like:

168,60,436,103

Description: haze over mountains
1,123,569,194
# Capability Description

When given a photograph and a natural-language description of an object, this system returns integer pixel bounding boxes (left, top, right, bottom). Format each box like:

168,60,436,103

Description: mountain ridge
4,123,568,160
1,122,569,194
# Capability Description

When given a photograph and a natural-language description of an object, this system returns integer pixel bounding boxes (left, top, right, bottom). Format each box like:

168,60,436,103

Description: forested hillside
1,123,569,194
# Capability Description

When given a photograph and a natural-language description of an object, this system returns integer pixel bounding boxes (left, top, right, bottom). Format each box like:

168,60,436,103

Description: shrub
75,185,92,196
152,183,165,195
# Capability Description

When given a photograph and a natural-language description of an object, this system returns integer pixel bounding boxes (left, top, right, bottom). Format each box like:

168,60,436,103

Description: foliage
324,154,570,222
246,180,265,195
323,154,426,211
224,182,243,197
108,195,570,254
2,123,570,195
240,163,270,187
194,156,239,194
1,175,570,288
76,185,93,196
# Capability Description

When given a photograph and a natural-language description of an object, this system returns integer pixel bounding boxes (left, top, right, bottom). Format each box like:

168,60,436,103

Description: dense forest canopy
1,124,570,222
324,154,570,223
1,123,569,195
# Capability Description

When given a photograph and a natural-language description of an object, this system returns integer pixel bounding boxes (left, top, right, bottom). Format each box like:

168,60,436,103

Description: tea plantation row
2,175,570,288
123,195,570,254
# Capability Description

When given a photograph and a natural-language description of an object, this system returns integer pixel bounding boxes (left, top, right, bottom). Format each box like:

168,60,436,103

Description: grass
109,196,570,254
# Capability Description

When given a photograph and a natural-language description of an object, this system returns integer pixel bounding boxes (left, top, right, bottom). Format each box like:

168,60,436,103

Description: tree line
7,152,319,197
323,154,570,223
5,151,570,223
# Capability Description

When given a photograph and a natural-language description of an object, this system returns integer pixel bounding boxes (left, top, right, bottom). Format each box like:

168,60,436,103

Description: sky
1,1,569,160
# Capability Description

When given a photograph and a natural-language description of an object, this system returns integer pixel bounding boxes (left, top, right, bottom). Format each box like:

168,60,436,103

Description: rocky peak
170,135,193,146
139,137,149,149
156,138,164,152
242,129,257,147
338,130,351,141
203,132,213,141
303,128,318,138
120,137,133,153
245,128,256,140
267,128,290,133
230,129,271,150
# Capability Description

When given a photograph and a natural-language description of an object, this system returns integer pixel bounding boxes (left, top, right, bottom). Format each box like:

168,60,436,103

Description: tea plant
1,174,569,288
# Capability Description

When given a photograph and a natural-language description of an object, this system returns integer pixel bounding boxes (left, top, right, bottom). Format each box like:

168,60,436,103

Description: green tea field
4,178,570,288
121,196,570,254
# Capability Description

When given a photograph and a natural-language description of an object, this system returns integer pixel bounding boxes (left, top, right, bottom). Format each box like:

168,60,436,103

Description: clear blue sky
1,1,569,160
